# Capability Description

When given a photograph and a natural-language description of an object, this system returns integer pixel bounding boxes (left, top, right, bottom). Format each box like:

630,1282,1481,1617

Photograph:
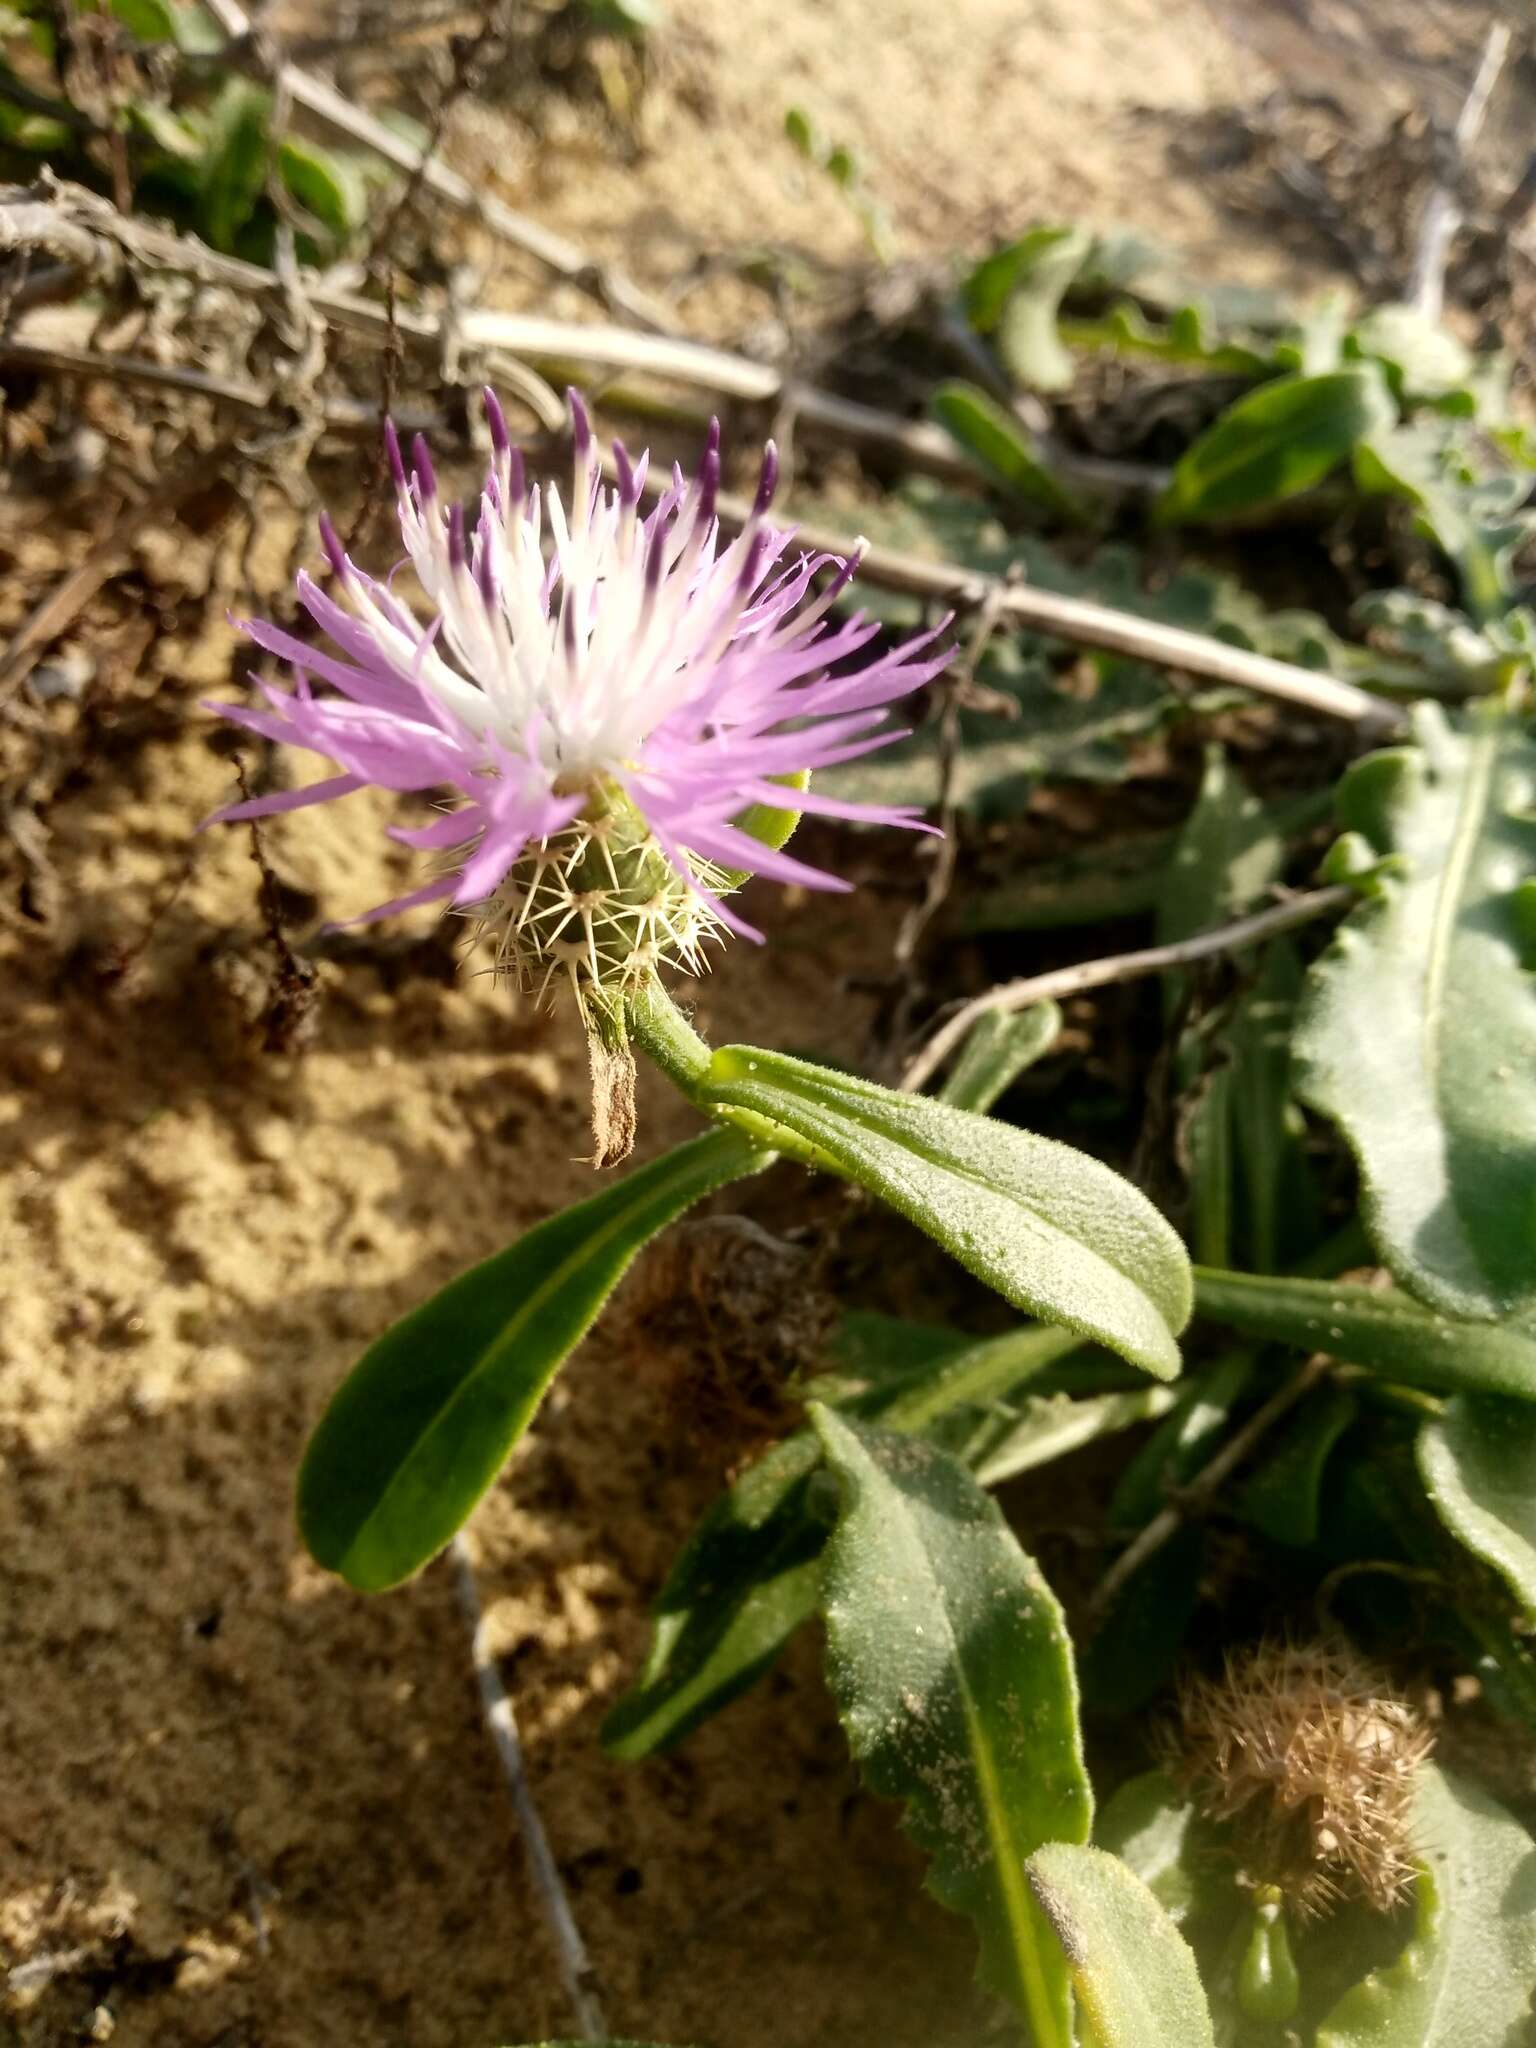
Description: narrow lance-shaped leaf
1157,366,1395,525
930,381,1086,521
1025,1841,1216,2048
811,1406,1090,2043
1316,1765,1536,2048
299,1128,768,1591
1295,702,1536,1319
1418,1395,1536,1617
701,1045,1191,1377
1192,1267,1536,1400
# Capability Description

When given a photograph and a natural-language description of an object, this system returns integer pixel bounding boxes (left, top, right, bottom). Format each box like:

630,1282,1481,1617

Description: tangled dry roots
1169,1640,1433,1920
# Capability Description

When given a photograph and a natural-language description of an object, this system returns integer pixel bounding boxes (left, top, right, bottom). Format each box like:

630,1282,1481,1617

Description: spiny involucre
209,389,950,1011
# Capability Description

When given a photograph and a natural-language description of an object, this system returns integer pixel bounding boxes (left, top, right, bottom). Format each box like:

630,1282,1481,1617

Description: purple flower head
209,390,950,1005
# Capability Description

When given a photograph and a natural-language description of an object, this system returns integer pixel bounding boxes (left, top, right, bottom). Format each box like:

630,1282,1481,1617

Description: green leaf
1078,1525,1204,1713
930,381,1086,521
1295,702,1536,1320
812,1406,1090,2037
278,135,366,244
1353,422,1532,622
701,1046,1191,1377
299,1128,767,1591
962,224,1090,391
1191,1268,1536,1398
962,1383,1177,1486
1316,1765,1536,2047
1059,297,1274,376
1157,367,1395,525
938,1001,1061,1115
1237,1383,1358,1545
1157,747,1284,953
1227,941,1320,1273
1025,1841,1216,2047
1348,303,1475,406
599,1432,828,1760
109,0,176,37
1419,1395,1536,1615
1110,1351,1255,1529
197,79,272,254
604,1320,1083,1758
1095,1770,1227,1928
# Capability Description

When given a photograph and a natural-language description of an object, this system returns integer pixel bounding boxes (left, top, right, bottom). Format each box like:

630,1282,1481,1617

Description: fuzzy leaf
938,1001,1062,1115
1110,1351,1255,1529
812,1406,1090,2035
278,135,366,243
1157,367,1395,525
1419,1395,1536,1616
1157,747,1284,954
1025,1841,1216,2047
702,1046,1191,1377
1295,702,1536,1320
1095,1770,1228,1928
604,1321,1082,1759
1316,1766,1536,2047
1192,1268,1536,1398
299,1129,766,1590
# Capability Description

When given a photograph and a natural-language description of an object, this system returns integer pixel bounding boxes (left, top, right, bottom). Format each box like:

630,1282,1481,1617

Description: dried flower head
1169,1640,1432,1920
208,389,948,1013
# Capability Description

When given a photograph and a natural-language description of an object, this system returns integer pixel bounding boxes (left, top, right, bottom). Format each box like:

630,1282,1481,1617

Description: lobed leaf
701,1046,1191,1377
299,1128,766,1590
1295,702,1536,1320
812,1406,1090,2037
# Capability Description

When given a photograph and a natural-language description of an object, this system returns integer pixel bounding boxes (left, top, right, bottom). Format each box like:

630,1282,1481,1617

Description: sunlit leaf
1192,1268,1536,1399
1157,367,1394,525
813,1406,1090,2034
701,1046,1191,1376
930,381,1086,521
938,1001,1061,1114
1295,702,1536,1320
299,1129,767,1590
1026,1841,1215,2047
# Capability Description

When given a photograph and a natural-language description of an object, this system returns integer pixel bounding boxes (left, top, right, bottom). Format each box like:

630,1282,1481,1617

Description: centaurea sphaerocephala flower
209,390,950,1018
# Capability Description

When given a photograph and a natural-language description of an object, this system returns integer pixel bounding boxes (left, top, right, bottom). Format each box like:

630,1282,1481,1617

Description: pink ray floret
208,390,951,942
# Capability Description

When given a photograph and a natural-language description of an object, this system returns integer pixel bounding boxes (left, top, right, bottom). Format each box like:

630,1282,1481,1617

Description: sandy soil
0,2,1515,2044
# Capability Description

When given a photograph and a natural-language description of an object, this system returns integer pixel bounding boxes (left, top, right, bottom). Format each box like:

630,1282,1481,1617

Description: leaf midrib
875,1478,1069,2046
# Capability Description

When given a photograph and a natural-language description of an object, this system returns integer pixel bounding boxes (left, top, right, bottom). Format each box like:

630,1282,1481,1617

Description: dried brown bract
1169,1640,1433,1920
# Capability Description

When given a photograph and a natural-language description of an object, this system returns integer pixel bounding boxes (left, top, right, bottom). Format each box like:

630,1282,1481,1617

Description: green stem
626,977,712,1097
882,1324,1083,1434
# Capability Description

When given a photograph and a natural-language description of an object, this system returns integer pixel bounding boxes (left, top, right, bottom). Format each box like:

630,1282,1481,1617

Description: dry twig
898,885,1355,1095
1408,20,1512,320
450,1536,607,2042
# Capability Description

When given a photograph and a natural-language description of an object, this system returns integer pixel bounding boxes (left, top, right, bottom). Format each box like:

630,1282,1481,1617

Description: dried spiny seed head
1168,1640,1433,1920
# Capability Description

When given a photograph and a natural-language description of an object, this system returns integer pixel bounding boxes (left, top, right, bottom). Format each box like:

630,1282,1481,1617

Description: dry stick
10,289,1399,740
1408,20,1512,322
450,1536,607,2043
1087,1353,1333,1622
0,188,1149,499
197,0,674,332
898,885,1355,1096
622,461,1404,733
